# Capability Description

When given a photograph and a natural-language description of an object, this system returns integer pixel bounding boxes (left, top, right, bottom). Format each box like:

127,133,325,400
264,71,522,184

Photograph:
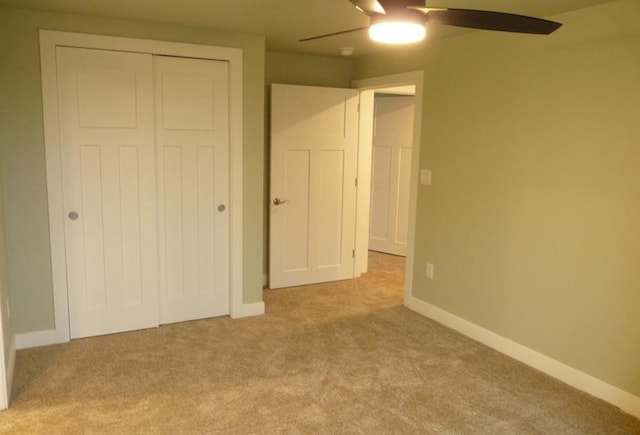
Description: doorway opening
353,71,424,305
266,71,424,307
368,86,416,292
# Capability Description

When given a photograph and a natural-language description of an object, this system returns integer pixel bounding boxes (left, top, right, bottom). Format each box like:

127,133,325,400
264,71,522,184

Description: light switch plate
420,169,432,185
426,263,434,279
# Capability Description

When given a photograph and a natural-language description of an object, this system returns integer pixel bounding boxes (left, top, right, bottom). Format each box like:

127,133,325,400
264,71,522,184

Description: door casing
40,30,247,345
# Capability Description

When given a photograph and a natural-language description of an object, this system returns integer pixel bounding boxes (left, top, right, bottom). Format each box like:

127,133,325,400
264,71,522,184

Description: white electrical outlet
426,263,434,279
420,169,432,185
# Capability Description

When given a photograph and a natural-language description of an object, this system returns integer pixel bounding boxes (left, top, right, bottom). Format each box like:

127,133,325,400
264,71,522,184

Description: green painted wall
0,6,265,333
265,51,353,89
263,51,353,274
353,0,640,397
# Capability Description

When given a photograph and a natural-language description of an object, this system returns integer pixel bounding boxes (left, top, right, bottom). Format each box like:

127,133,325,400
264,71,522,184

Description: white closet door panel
79,146,107,311
76,67,138,128
155,56,230,324
57,47,158,339
163,146,185,300
119,146,144,306
197,147,216,294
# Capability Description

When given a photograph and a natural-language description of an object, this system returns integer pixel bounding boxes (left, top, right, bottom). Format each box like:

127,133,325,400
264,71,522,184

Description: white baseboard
15,329,62,350
405,296,640,420
6,335,15,406
232,301,265,319
16,302,267,349
0,335,13,410
0,374,5,411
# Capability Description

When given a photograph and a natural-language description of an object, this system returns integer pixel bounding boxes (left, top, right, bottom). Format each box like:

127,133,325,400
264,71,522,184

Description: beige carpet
2,251,639,434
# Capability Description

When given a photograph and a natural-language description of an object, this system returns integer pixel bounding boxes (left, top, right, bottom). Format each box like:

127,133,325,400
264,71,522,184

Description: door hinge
352,249,355,258
357,103,360,112
355,178,358,187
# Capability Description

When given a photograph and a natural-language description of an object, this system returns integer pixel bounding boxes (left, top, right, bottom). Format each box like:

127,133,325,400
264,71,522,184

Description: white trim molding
5,338,15,405
0,332,14,410
233,302,266,319
15,329,60,350
406,296,640,420
39,30,244,343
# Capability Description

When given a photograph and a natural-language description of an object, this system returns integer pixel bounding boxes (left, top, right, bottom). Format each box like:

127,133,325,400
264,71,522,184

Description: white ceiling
0,0,617,57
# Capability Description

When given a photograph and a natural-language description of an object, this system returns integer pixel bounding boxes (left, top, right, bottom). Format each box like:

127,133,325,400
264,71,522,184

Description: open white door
270,84,359,289
369,95,415,256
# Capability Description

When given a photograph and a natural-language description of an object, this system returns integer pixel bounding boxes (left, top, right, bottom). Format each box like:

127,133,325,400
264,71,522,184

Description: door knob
68,211,79,220
273,198,289,205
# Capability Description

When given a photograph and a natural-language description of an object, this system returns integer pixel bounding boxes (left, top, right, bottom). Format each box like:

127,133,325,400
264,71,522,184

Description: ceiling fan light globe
369,20,426,44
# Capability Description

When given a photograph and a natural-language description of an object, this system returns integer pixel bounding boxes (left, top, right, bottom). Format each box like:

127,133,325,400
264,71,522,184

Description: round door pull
68,211,79,220
217,204,226,212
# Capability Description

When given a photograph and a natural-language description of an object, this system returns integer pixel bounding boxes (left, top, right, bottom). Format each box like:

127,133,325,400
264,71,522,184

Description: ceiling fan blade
421,8,562,35
378,0,425,12
299,26,369,42
349,0,425,15
348,0,385,15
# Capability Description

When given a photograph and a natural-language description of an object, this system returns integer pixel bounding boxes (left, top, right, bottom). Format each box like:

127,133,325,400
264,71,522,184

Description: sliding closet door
155,56,230,324
57,47,159,338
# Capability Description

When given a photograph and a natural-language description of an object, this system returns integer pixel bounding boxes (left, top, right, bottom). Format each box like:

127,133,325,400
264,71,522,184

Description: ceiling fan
300,0,562,44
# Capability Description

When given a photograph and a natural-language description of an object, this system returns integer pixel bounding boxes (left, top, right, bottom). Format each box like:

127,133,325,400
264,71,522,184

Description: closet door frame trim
40,30,245,344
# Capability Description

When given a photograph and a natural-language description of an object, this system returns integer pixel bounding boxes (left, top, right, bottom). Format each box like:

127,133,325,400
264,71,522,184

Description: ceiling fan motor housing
369,8,427,43
370,7,425,26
